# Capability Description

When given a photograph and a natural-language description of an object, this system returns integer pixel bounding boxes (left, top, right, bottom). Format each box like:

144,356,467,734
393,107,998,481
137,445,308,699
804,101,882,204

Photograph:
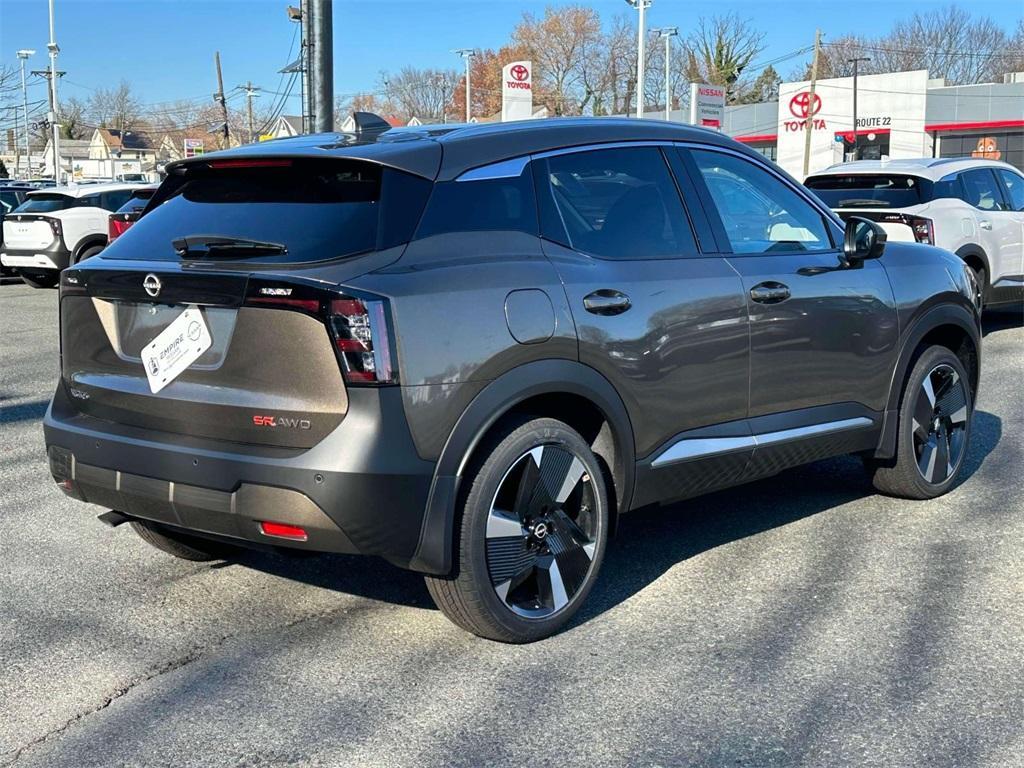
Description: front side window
541,146,696,259
691,149,832,254
960,169,1003,211
101,190,134,211
997,169,1024,212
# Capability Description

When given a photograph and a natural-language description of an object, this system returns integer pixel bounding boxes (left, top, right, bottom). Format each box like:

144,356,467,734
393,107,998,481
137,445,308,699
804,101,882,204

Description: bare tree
88,80,142,133
59,96,89,139
385,67,460,123
684,13,766,103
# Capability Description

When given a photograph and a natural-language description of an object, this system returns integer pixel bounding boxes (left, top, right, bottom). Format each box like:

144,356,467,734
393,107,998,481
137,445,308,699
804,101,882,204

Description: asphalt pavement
1,278,1022,768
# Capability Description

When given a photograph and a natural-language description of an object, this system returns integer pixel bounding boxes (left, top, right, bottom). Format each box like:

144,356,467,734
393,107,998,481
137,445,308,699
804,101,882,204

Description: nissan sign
689,83,725,130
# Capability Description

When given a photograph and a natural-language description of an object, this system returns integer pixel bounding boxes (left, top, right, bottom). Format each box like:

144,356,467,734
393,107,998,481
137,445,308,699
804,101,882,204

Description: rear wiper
837,198,890,208
172,235,287,259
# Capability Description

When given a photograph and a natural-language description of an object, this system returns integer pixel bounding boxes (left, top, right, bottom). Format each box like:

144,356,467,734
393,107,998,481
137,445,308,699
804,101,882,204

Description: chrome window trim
651,416,873,468
455,156,531,182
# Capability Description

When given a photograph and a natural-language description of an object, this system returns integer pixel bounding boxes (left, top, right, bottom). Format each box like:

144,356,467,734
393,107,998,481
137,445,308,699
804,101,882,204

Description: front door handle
749,281,791,304
583,289,631,316
979,220,993,230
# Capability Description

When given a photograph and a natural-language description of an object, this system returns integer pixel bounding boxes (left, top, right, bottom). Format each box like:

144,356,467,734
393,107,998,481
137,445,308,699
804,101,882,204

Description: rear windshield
13,193,76,213
805,175,925,209
102,159,431,264
116,189,156,214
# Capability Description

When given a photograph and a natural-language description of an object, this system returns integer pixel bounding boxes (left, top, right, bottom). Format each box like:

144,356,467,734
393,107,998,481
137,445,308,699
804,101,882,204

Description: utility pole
802,29,821,178
848,56,871,161
300,0,311,131
17,50,35,178
625,0,652,118
309,0,333,132
244,82,260,143
214,51,230,147
453,49,476,122
46,0,60,183
654,27,677,121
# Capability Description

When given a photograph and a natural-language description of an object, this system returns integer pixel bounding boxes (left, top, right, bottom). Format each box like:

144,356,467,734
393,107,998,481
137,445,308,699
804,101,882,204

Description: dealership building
719,69,1024,178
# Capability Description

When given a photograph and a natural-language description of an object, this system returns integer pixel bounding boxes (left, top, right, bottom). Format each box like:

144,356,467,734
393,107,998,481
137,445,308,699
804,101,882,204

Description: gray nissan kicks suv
45,116,981,642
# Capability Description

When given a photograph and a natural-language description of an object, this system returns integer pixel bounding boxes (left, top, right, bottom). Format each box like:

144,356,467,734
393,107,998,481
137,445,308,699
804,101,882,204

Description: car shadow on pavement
982,307,1022,337
226,410,1002,624
0,398,49,424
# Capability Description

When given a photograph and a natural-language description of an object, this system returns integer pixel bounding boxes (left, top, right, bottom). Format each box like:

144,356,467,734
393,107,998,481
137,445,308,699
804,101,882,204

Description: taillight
107,215,132,242
328,297,397,385
48,218,61,238
909,216,934,245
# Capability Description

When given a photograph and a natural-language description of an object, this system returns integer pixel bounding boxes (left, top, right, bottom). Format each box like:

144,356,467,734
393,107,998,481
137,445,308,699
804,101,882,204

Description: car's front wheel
426,417,609,643
867,345,972,499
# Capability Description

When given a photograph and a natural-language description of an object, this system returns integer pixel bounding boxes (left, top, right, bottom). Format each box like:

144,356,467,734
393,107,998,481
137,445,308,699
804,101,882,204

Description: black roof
167,117,744,181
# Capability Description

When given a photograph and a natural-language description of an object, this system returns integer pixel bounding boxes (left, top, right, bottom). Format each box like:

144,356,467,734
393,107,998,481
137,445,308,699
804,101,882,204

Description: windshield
101,158,430,264
805,174,925,209
13,193,76,213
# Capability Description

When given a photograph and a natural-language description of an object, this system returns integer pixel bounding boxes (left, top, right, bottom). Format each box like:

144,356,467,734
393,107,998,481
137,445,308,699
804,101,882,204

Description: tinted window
932,173,962,200
101,159,429,264
997,169,1024,212
691,149,832,254
13,193,76,213
415,169,536,238
101,190,134,211
0,190,23,212
116,192,153,215
804,174,925,209
960,169,1002,211
542,147,696,259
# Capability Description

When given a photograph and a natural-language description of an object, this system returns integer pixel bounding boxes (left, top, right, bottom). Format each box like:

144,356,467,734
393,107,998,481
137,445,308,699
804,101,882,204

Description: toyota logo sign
510,64,529,82
143,273,162,298
789,91,822,119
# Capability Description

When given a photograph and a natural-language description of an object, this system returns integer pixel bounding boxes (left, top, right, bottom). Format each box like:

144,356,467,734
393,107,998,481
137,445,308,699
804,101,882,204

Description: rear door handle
979,220,993,230
749,282,791,304
583,289,631,316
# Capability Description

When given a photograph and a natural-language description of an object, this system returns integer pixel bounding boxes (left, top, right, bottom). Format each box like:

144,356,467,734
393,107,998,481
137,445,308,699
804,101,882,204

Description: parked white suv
0,182,146,288
805,158,1024,308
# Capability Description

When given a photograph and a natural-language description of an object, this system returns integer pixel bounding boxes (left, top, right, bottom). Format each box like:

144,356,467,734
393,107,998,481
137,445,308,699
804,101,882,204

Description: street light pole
453,49,476,123
46,0,61,183
625,0,652,118
848,56,871,161
17,50,35,177
653,27,677,121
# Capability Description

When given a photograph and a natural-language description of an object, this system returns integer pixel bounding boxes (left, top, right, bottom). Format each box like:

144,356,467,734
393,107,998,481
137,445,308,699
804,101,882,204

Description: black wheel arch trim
955,244,990,283
408,359,636,575
73,236,108,263
874,301,980,460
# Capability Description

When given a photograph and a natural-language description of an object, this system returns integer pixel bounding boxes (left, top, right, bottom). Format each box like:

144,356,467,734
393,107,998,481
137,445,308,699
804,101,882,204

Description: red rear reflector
248,296,321,312
259,521,308,541
208,159,293,169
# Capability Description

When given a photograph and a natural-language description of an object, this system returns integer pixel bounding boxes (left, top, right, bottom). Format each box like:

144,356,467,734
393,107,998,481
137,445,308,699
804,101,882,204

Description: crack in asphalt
0,605,349,767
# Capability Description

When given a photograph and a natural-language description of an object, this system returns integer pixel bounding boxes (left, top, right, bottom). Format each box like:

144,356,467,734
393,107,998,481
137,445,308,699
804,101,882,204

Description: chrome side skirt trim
651,417,874,468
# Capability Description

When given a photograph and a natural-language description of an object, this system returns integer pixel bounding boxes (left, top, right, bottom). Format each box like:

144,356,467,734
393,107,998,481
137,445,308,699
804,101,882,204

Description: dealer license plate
141,306,212,394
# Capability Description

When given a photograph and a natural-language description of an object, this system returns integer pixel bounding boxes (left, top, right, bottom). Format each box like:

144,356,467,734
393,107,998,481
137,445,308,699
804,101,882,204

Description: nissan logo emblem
143,273,162,298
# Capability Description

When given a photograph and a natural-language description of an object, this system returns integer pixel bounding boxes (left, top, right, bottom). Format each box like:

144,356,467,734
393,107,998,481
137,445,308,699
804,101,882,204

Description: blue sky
2,0,1022,118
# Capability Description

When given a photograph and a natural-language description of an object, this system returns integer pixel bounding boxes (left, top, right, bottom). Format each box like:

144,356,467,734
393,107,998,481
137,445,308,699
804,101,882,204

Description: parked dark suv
45,116,981,642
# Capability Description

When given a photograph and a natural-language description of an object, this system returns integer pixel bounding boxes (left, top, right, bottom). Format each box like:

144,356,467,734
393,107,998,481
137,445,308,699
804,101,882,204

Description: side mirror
843,216,887,263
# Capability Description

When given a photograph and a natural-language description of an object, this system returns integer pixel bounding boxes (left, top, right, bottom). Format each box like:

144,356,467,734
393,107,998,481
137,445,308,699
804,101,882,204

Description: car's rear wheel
425,417,609,643
131,519,239,562
967,264,987,310
17,270,58,289
75,244,104,263
867,345,972,499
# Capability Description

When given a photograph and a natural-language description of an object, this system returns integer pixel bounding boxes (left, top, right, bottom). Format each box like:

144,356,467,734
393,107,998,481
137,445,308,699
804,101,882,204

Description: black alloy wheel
911,363,969,486
485,444,599,618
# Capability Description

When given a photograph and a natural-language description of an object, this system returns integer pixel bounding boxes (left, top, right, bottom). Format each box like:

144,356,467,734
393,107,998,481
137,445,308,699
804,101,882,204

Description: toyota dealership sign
502,60,534,122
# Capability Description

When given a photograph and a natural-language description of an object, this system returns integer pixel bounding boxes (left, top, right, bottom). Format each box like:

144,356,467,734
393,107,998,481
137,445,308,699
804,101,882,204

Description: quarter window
415,168,537,238
960,169,1003,211
540,146,696,259
690,149,832,254
997,170,1024,212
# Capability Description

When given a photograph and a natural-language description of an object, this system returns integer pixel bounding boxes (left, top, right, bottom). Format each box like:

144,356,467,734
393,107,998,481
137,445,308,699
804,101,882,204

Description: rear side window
116,190,156,215
101,190,134,211
102,159,431,263
960,169,1003,211
415,169,537,238
14,193,75,213
540,146,696,259
997,169,1024,212
691,149,832,254
804,174,925,209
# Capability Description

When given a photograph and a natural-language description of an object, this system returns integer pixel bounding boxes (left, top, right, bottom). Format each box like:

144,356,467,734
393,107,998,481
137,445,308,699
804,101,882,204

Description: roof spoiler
352,112,392,135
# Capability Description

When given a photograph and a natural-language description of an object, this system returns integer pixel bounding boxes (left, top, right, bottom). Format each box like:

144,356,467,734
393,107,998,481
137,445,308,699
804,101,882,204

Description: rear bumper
1,242,72,271
44,384,438,569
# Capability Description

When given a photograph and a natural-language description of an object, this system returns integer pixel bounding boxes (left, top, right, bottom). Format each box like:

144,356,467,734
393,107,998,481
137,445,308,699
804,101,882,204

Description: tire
867,345,972,500
967,263,987,311
131,519,239,562
75,244,104,263
17,270,58,289
425,417,610,643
